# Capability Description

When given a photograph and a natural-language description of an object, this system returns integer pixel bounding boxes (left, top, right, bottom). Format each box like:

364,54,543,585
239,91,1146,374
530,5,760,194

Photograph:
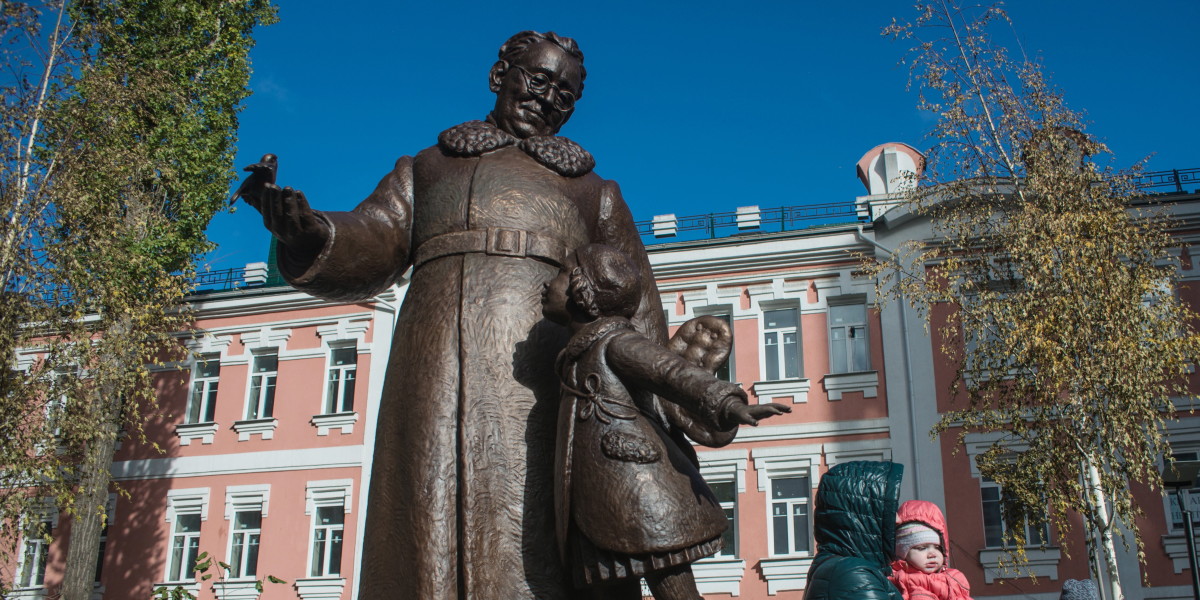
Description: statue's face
490,42,582,138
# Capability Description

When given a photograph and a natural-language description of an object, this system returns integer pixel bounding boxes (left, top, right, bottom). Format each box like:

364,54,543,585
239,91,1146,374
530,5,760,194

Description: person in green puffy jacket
803,460,905,600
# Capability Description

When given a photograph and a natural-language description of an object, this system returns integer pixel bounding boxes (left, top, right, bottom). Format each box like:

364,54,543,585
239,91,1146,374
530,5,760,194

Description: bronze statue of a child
542,243,790,600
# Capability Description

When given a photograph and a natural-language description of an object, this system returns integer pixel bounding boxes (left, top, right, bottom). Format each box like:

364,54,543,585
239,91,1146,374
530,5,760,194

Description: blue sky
206,0,1200,271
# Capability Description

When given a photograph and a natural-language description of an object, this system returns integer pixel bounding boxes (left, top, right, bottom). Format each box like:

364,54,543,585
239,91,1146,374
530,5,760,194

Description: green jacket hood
813,460,904,568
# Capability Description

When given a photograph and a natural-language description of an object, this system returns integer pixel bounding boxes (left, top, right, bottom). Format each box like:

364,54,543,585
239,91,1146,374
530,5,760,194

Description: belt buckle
486,227,526,258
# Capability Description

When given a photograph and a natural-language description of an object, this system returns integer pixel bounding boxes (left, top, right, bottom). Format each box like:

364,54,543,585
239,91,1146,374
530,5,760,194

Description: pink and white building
7,148,1200,600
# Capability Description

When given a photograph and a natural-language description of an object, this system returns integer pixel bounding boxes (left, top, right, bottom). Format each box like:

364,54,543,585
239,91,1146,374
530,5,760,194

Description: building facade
7,155,1200,599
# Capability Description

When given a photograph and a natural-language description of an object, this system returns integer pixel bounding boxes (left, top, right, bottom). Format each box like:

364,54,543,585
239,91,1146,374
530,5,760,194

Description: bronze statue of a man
243,31,669,599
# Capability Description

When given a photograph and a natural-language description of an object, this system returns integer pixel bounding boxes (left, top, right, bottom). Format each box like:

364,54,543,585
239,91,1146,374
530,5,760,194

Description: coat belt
412,227,568,270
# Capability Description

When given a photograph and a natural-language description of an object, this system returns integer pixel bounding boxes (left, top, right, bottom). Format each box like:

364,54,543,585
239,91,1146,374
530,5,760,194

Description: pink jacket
888,500,973,600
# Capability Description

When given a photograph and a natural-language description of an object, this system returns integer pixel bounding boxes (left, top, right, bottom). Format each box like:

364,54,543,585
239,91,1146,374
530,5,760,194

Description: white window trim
225,484,270,521
319,344,359,416
176,422,219,446
751,378,811,405
242,352,279,423
212,580,262,600
239,327,292,354
13,502,58,593
305,479,353,516
826,295,871,375
165,488,210,523
962,433,1060,581
1161,417,1200,572
758,302,803,383
163,488,209,585
753,444,821,561
821,371,879,401
232,417,278,441
183,353,222,425
978,547,1063,583
294,577,347,599
306,479,352,580
224,487,265,583
695,449,748,596
311,412,359,436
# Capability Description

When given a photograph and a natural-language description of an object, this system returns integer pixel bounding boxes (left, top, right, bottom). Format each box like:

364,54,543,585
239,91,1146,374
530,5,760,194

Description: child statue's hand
724,402,791,427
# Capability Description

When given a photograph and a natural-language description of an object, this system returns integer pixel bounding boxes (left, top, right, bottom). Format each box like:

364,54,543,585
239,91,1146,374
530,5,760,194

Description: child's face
541,256,576,325
904,543,945,573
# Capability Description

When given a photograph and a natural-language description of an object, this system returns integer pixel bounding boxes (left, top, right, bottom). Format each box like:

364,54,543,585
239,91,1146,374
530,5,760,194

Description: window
310,506,344,577
306,479,351,578
16,516,53,588
164,489,208,584
829,303,869,374
1167,451,1200,530
186,354,220,424
324,347,357,414
228,510,262,579
167,513,202,582
246,354,278,420
762,308,800,381
710,480,738,557
980,477,1048,548
770,475,812,555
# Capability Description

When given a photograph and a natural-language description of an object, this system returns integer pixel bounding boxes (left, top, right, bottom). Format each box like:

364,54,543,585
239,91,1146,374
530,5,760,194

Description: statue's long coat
278,122,663,600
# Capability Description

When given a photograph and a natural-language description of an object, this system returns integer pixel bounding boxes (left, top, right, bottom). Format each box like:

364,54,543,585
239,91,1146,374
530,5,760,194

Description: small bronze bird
229,153,278,206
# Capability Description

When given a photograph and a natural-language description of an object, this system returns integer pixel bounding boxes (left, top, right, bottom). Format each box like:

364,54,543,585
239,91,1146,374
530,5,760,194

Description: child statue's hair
568,244,642,319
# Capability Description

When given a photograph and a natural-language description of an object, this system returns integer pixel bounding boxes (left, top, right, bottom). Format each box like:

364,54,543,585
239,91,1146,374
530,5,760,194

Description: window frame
245,352,279,420
768,474,813,557
15,512,55,589
305,480,352,578
163,488,209,584
323,345,358,414
979,476,1050,549
760,305,801,382
827,298,870,374
224,484,269,580
185,353,221,424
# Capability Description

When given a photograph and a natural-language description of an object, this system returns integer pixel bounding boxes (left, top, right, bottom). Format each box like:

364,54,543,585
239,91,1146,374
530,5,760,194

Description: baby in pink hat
889,500,973,600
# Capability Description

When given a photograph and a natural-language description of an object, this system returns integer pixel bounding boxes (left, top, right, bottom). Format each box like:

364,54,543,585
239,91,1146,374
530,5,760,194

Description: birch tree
0,1,276,596
868,3,1200,597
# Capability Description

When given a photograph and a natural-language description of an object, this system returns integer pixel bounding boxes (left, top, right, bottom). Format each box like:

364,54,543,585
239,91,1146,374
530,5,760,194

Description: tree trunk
1086,456,1125,600
60,317,128,600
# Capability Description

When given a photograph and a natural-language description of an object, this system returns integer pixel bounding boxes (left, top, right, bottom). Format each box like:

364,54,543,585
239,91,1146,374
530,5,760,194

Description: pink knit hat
894,521,941,559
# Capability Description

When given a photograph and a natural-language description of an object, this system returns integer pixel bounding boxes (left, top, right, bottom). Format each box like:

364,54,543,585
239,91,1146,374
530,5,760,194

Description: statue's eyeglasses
509,63,576,112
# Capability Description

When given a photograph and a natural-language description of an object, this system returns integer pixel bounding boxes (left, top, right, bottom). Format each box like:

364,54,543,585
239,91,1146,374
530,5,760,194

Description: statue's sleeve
593,179,740,448
606,331,748,432
278,156,415,302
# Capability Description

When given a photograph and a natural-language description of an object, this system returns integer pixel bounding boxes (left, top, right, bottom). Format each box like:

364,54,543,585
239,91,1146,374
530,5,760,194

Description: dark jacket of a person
803,460,905,600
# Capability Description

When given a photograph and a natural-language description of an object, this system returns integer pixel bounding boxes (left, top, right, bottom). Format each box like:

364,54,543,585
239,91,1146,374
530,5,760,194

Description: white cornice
111,445,364,480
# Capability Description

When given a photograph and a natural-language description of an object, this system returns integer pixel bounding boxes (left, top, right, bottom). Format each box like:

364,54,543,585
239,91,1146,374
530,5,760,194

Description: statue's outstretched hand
724,402,791,427
254,184,331,263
